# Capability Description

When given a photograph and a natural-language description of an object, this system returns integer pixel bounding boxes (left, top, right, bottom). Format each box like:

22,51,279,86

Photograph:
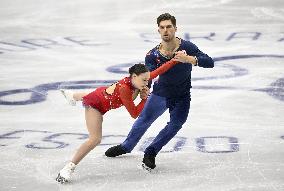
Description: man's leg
121,94,168,152
105,94,167,157
143,96,190,168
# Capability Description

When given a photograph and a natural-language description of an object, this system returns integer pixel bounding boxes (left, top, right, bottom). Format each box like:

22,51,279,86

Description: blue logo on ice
0,54,284,105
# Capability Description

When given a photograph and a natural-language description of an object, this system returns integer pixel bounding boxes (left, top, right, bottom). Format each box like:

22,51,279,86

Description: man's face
158,20,177,42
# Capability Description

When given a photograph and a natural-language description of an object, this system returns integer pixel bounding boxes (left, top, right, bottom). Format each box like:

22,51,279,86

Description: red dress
82,60,177,118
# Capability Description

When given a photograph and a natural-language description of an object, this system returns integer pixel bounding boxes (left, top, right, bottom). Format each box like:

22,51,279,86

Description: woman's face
131,72,150,90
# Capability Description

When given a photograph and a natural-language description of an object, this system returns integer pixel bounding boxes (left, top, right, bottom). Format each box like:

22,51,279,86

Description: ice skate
105,144,127,157
60,89,76,106
56,162,76,184
141,154,156,172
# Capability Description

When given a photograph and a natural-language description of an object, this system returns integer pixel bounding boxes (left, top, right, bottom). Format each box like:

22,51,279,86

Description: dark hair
157,13,176,27
129,63,149,77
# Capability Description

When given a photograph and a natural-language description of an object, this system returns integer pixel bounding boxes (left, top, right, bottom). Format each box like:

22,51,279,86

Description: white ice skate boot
56,162,76,184
60,89,76,106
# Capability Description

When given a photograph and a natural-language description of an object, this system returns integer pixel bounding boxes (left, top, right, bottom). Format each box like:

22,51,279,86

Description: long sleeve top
145,37,214,98
110,59,178,118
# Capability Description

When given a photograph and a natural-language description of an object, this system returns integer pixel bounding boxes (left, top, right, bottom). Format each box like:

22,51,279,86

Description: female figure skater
56,59,178,183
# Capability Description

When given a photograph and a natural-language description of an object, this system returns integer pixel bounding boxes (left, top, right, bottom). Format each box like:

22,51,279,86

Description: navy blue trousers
121,93,190,156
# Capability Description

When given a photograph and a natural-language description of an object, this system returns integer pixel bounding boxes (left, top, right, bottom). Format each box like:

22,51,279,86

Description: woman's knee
88,137,102,149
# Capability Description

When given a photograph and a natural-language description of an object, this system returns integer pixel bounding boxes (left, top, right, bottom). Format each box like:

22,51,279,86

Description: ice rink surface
0,0,284,190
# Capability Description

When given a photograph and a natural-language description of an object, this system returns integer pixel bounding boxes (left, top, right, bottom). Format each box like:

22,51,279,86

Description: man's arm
174,42,214,68
188,42,214,68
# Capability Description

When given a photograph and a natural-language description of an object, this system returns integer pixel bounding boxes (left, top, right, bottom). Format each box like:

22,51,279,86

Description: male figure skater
105,13,214,171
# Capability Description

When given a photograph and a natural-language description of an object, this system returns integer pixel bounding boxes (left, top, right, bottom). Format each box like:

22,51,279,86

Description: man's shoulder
180,38,196,47
146,45,159,57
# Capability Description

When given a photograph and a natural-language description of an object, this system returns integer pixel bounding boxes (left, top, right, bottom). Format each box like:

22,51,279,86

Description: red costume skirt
82,87,111,115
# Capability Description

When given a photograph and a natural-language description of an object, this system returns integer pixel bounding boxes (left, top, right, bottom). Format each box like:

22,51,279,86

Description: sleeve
145,52,157,88
149,59,178,79
188,42,214,68
145,52,157,72
119,85,146,119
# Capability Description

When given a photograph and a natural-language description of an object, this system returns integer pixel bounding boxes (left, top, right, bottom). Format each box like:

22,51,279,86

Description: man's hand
173,50,197,65
140,87,150,100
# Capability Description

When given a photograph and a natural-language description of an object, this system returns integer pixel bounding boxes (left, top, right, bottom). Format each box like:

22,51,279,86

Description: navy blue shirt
145,38,214,98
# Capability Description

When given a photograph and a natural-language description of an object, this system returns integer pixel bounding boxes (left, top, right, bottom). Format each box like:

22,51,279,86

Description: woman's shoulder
117,77,134,91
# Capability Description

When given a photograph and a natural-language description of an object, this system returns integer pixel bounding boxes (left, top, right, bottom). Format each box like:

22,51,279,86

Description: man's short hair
157,13,176,27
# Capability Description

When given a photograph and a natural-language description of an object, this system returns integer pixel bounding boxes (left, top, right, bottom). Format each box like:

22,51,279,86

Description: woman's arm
132,89,140,100
149,59,178,79
119,85,147,119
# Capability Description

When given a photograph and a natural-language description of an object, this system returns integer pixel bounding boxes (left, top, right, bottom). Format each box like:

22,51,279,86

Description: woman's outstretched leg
60,89,89,105
73,92,89,101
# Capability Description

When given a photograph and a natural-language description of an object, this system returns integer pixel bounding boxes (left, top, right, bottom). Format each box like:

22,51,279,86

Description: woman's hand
140,87,150,100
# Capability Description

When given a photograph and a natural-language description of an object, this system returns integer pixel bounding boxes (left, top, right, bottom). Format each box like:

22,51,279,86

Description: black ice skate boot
105,144,127,157
142,154,156,171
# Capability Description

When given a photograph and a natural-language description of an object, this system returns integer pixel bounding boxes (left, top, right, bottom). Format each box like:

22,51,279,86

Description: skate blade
60,89,67,99
56,173,68,184
60,89,76,106
138,163,153,173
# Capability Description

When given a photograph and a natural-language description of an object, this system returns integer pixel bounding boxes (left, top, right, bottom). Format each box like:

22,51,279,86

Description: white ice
0,0,284,190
